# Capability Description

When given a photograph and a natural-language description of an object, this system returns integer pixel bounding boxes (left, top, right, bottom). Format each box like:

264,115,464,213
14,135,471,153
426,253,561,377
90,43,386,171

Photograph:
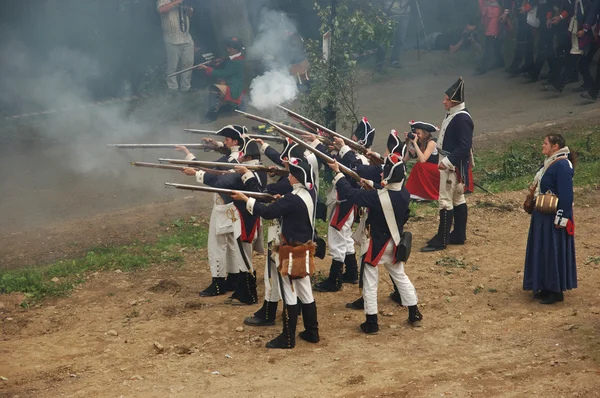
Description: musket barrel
131,161,186,171
159,158,289,176
108,144,212,149
183,129,219,135
165,182,276,201
167,60,211,77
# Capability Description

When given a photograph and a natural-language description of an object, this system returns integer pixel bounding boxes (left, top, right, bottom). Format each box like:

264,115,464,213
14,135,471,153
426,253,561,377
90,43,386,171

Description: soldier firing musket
183,128,288,145
158,158,289,176
165,183,277,202
131,161,230,175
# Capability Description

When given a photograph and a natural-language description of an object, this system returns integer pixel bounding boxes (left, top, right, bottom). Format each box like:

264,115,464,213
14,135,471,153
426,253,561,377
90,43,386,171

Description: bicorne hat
353,117,375,148
445,77,464,103
386,129,402,153
216,125,246,145
288,157,314,190
382,144,407,185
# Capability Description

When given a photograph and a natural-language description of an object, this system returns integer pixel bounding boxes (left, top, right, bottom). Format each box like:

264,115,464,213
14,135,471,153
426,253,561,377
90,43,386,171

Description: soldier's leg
421,169,454,251
361,262,380,334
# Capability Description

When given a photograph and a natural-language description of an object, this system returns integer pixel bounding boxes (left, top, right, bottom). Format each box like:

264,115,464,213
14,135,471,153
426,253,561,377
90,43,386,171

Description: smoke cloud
247,9,302,111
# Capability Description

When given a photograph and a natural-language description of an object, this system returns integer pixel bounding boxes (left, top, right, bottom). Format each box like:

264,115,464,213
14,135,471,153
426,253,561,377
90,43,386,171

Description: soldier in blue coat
232,159,320,349
328,150,423,334
421,77,474,252
523,134,577,304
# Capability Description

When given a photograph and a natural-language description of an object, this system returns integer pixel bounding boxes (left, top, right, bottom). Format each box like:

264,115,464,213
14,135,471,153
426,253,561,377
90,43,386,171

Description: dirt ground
1,189,600,398
1,50,600,397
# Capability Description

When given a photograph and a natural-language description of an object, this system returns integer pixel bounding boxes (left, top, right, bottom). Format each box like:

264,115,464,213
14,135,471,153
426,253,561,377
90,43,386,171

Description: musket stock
165,182,277,201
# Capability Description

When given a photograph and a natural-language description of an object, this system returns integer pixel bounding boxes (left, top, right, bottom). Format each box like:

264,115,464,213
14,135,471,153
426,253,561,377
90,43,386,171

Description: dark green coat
206,55,245,102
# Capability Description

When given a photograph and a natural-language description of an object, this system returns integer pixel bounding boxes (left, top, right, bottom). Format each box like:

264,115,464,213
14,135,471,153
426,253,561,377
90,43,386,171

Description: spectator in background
423,24,483,53
403,121,441,201
379,0,412,70
505,1,535,77
157,0,195,93
475,0,512,75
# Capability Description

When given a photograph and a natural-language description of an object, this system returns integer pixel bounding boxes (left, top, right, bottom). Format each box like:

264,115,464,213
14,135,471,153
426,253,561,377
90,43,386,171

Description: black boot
314,260,343,292
408,305,423,327
449,203,468,245
360,314,379,334
199,277,226,297
266,304,298,349
540,291,564,305
225,272,239,292
389,278,403,306
346,296,364,310
341,253,359,284
231,271,258,305
298,301,320,343
421,209,453,252
244,300,278,326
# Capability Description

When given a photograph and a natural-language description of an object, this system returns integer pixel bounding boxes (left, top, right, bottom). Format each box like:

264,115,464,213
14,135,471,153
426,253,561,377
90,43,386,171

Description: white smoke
248,9,302,111
249,69,299,111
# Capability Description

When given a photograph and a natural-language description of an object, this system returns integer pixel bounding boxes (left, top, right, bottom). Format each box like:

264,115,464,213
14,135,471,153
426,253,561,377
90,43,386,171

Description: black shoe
572,84,591,93
448,203,467,245
298,301,320,343
533,290,550,300
201,111,217,124
346,297,364,310
314,260,343,292
341,253,359,284
540,291,564,305
244,300,277,326
408,305,423,327
199,277,226,297
266,304,298,349
232,271,258,305
360,314,379,334
225,273,239,292
425,209,453,249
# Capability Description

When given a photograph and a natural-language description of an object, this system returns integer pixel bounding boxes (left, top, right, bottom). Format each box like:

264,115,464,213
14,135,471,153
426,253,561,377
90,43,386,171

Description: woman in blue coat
523,134,577,304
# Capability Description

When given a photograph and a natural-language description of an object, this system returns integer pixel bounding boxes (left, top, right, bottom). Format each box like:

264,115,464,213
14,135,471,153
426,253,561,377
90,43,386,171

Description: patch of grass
436,256,467,269
584,256,600,265
0,219,208,301
474,129,600,192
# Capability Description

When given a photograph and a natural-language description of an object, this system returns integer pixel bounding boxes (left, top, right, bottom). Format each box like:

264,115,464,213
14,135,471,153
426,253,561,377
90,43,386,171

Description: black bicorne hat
409,120,439,133
445,77,465,103
382,144,407,185
288,157,314,190
280,139,305,162
217,125,245,144
386,129,402,153
241,138,261,159
353,117,375,148
226,36,244,51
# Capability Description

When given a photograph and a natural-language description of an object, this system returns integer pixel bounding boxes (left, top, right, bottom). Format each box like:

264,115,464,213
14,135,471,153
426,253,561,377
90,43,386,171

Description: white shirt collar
446,102,466,116
230,145,240,152
229,52,242,60
292,183,306,190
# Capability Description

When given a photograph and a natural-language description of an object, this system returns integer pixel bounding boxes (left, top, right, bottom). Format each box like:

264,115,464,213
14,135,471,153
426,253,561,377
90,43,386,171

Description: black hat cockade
353,117,375,148
217,124,246,145
279,139,305,162
408,120,439,134
382,144,407,186
241,138,261,159
445,77,465,103
386,129,402,154
226,36,245,51
288,157,314,190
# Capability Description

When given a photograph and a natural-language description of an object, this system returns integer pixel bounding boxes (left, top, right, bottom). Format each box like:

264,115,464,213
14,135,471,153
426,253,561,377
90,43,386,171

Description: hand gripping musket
183,128,287,144
275,105,370,152
165,183,278,202
158,158,289,176
167,60,211,77
235,110,333,146
131,161,229,175
267,122,373,190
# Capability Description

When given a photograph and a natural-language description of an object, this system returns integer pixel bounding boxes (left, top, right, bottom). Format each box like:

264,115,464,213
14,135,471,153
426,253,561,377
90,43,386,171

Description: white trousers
363,243,418,315
263,247,282,303
280,272,315,305
438,168,466,211
207,230,239,278
164,41,194,91
328,208,355,262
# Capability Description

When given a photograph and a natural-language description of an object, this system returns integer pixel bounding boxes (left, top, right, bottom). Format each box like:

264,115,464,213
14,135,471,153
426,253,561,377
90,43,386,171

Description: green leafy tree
301,0,395,131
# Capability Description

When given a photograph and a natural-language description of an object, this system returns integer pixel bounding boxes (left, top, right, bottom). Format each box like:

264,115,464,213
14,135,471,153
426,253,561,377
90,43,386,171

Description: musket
275,105,375,158
131,161,229,175
183,128,287,144
167,60,211,77
266,122,372,189
235,110,333,146
159,158,289,176
108,144,216,150
165,182,277,201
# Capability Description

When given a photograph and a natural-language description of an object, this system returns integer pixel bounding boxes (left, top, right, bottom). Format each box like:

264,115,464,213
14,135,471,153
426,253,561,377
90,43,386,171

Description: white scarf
532,146,570,197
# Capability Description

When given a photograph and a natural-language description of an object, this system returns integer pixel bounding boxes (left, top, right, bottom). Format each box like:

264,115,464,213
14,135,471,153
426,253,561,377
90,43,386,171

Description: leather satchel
276,241,316,279
534,191,559,214
397,232,412,262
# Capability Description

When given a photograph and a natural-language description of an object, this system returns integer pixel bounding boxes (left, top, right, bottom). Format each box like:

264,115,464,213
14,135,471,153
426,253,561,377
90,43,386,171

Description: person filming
403,121,441,201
